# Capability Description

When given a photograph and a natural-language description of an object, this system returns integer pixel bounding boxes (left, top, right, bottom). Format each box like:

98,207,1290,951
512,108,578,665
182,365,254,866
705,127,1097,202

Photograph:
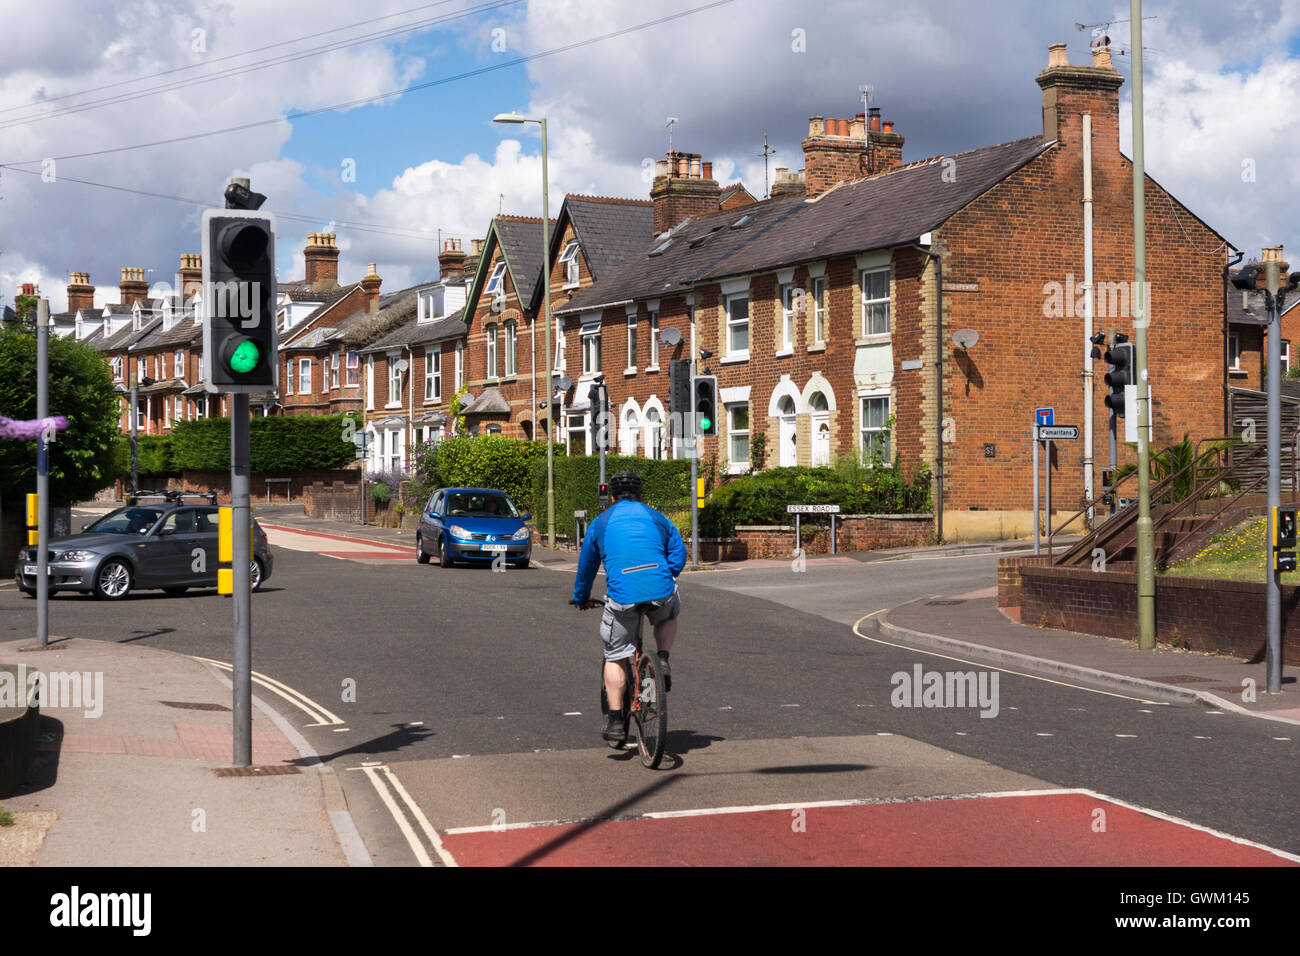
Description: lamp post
494,112,555,548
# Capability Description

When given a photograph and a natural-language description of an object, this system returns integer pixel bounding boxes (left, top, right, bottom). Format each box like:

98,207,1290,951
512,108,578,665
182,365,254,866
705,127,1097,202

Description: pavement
1,503,1293,867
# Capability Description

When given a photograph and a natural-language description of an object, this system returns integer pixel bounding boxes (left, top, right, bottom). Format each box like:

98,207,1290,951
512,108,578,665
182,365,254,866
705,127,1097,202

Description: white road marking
1274,737,1292,741
191,655,344,726
333,728,350,733
1035,733,1053,737
1205,711,1224,715
1115,734,1138,738
718,706,733,710
441,788,1300,862
1138,709,1154,713
379,764,456,867
563,711,582,716
780,703,800,708
1194,735,1212,739
356,765,431,867
955,732,968,736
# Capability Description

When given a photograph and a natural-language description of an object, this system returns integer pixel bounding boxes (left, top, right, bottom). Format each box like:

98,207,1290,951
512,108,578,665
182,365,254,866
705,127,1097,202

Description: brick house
544,41,1234,541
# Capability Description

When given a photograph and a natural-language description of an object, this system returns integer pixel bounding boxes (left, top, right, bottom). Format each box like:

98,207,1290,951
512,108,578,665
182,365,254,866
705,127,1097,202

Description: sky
1,0,1299,311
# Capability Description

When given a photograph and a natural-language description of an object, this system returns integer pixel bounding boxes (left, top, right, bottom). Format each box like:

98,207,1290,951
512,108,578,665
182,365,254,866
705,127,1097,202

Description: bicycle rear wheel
632,651,668,768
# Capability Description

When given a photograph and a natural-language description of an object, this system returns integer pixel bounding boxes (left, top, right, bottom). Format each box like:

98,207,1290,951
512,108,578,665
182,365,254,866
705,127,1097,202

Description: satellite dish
553,375,573,392
1089,34,1111,51
393,358,409,373
660,327,682,346
952,329,979,349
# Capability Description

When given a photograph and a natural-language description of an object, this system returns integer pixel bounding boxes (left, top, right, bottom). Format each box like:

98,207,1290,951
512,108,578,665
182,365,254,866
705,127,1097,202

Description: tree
0,325,122,504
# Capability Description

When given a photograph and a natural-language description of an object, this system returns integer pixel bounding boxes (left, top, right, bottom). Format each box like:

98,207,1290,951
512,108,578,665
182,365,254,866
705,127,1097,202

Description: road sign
787,504,841,514
1035,407,1054,426
1036,425,1079,440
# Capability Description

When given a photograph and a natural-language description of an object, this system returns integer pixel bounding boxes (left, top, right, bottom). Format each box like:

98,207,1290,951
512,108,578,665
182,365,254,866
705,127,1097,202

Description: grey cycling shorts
600,590,680,662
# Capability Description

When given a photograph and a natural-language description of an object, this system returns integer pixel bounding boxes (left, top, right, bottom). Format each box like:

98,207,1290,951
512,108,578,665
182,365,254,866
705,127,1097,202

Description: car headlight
55,550,97,562
511,527,530,540
448,525,471,539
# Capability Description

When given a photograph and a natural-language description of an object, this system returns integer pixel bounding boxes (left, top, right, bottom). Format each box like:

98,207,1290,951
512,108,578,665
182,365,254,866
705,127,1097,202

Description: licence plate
23,565,49,575
481,544,510,552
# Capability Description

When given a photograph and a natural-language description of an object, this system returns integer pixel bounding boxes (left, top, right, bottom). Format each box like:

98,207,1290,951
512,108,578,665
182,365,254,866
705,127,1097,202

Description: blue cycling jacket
572,500,687,606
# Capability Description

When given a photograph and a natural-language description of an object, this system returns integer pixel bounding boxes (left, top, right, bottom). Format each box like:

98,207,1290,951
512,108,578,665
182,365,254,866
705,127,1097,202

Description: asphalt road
2,517,1295,865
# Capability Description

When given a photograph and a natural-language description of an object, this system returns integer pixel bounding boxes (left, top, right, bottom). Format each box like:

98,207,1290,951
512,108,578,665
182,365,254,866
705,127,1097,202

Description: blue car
415,487,533,569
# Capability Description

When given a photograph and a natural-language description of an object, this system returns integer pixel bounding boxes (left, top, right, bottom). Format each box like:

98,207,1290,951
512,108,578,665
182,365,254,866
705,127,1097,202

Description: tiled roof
461,386,511,414
362,309,465,352
560,195,656,283
556,136,1054,314
494,216,555,307
339,285,424,349
1228,282,1268,327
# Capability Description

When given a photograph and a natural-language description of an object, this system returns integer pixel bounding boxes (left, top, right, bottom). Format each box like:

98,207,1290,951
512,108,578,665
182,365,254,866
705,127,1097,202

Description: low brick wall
733,514,934,559
177,468,359,504
304,481,362,523
1015,563,1300,663
997,554,1054,607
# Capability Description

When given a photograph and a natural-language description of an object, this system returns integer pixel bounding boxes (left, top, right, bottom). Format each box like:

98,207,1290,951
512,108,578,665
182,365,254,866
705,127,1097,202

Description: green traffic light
700,417,712,431
229,339,260,374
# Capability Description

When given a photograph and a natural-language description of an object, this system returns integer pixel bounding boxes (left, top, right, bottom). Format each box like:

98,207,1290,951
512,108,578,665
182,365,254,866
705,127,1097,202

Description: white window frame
582,325,602,375
174,395,183,419
505,320,517,376
111,356,123,381
331,352,340,390
649,311,660,368
1229,333,1241,371
644,407,663,460
486,323,498,379
779,283,795,354
861,393,891,464
137,357,145,382
388,354,403,406
725,293,750,358
727,403,750,471
862,268,890,336
485,260,507,296
346,350,360,386
559,240,581,288
455,341,464,390
425,348,441,402
1283,339,1291,374
298,358,311,395
366,355,375,409
174,349,184,378
626,314,638,372
135,398,145,430
812,277,827,345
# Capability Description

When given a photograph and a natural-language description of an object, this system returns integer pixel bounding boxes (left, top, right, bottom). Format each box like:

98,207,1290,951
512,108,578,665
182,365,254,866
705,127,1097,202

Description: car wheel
250,558,265,592
163,586,188,596
416,534,431,564
94,559,132,600
19,587,34,598
438,535,455,568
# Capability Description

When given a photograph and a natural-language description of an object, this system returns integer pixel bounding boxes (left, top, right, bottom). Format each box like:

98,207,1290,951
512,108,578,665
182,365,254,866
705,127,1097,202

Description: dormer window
730,213,756,229
103,317,111,336
485,261,507,296
559,240,580,288
419,289,444,322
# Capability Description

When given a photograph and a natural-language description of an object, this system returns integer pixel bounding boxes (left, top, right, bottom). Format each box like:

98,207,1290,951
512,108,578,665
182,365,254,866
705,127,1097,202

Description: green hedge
110,434,179,479
532,454,693,538
700,461,932,537
414,436,555,513
169,413,361,472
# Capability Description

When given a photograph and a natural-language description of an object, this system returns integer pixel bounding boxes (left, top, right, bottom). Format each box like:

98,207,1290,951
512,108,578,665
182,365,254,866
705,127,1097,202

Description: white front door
778,396,797,467
813,415,830,467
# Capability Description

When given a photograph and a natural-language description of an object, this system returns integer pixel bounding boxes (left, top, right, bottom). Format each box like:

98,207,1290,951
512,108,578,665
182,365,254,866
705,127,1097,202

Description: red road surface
441,793,1297,867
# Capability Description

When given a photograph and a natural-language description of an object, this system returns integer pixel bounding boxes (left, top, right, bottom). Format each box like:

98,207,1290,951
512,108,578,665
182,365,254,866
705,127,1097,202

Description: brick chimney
119,268,148,306
1036,40,1124,154
361,263,382,307
866,114,904,176
770,167,806,199
438,238,468,282
67,273,95,312
178,254,202,298
650,150,721,235
303,232,340,289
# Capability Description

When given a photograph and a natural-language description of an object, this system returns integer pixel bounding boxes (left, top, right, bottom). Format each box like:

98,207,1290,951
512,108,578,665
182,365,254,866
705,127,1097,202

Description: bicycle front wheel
632,651,668,768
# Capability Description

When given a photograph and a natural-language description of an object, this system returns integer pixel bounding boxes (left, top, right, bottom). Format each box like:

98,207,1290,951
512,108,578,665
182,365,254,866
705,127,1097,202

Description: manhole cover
926,599,965,606
160,700,230,712
213,765,300,777
1146,675,1216,684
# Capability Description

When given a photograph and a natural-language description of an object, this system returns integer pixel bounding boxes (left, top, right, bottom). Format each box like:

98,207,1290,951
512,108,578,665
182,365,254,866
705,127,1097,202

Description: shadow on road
296,722,434,764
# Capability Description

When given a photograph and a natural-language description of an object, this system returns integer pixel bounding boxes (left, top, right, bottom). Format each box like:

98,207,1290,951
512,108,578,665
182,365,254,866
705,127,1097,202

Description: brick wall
173,468,358,503
997,553,1055,607
303,480,362,522
1013,563,1299,663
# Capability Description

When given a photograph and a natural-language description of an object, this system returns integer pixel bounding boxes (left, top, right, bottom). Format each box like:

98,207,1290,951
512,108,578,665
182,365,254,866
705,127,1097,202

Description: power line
0,1,735,168
0,0,469,119
0,0,523,132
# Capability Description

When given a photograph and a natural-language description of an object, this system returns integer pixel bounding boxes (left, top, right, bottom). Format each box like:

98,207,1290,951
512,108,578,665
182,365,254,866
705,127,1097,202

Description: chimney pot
702,160,713,179
868,107,881,131
1048,42,1068,68
1091,37,1113,69
689,155,701,178
882,120,895,133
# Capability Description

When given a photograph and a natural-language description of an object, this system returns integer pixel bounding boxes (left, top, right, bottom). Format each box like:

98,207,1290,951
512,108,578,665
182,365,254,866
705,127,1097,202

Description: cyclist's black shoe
658,651,671,692
602,711,627,745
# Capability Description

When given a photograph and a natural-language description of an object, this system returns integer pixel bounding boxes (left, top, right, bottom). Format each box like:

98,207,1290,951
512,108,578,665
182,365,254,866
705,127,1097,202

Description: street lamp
494,111,556,549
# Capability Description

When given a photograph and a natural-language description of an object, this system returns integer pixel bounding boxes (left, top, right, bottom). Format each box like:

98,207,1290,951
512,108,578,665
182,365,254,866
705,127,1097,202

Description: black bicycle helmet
608,470,644,500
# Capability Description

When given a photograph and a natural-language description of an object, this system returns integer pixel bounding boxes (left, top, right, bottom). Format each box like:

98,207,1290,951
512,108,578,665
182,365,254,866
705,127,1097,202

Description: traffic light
1104,335,1134,417
668,359,691,438
1275,506,1297,572
692,374,718,437
202,209,278,391
587,381,610,452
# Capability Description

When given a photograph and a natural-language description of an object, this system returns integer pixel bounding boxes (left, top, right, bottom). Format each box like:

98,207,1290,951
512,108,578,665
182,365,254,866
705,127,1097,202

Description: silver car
14,495,273,599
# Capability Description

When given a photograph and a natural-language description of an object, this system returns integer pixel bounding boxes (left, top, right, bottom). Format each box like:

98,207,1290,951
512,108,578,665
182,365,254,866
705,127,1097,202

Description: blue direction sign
1035,407,1054,426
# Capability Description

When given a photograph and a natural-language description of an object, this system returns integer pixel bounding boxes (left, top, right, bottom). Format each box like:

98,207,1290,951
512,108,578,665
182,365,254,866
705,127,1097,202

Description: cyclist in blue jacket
572,469,687,744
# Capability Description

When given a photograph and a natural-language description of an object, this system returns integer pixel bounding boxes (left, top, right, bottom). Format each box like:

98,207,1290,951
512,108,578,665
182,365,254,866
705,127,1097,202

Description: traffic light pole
1131,0,1156,651
1265,259,1283,694
36,299,50,648
231,392,252,765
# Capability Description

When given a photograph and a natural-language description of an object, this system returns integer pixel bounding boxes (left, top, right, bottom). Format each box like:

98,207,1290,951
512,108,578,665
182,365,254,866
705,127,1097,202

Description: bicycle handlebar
570,598,605,608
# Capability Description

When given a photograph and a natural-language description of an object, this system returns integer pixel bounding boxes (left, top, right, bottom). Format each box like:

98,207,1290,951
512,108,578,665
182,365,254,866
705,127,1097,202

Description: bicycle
571,597,668,769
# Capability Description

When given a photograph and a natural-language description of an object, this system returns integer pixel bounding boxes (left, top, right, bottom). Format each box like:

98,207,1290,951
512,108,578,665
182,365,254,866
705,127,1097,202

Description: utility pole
1265,255,1283,693
36,298,50,647
130,377,139,493
1131,0,1156,650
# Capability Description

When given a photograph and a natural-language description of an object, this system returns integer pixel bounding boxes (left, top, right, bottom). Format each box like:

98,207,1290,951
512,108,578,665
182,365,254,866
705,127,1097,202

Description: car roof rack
125,490,219,506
